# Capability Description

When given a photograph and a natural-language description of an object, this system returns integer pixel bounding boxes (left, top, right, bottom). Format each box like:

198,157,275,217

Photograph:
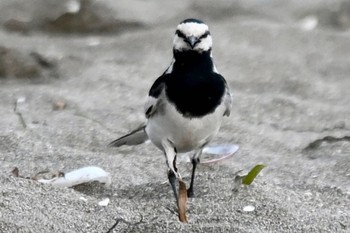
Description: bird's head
173,18,212,53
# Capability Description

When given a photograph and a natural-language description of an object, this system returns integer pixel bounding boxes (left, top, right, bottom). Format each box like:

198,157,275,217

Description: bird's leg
187,149,202,198
168,169,178,202
162,139,181,205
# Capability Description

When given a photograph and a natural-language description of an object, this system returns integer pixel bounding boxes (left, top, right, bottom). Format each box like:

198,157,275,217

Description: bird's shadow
72,180,173,201
72,178,209,203
114,182,175,200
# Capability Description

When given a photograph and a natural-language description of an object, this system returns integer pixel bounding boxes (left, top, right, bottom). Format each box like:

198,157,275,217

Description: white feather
177,22,209,37
37,166,111,187
145,97,226,153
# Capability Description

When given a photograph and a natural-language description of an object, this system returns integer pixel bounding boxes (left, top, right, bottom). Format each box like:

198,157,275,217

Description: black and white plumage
109,18,232,202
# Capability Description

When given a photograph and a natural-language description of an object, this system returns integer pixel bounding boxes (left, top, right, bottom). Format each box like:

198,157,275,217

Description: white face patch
177,22,209,38
173,22,213,52
196,36,212,52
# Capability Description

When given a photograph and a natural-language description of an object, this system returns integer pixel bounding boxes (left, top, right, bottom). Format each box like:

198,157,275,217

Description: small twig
164,206,177,215
73,111,113,133
178,180,188,223
14,100,27,129
304,135,350,151
106,214,144,233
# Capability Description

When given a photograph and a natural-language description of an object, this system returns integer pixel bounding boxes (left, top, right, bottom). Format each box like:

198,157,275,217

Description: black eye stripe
176,30,210,42
175,30,186,38
199,31,210,39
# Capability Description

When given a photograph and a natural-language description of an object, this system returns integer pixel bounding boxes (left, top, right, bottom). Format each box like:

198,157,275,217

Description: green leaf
242,164,266,185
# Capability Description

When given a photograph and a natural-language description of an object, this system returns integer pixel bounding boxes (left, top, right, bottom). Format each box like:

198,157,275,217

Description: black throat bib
166,50,226,118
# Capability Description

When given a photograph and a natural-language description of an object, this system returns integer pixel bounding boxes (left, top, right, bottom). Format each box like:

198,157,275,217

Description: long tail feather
108,124,148,147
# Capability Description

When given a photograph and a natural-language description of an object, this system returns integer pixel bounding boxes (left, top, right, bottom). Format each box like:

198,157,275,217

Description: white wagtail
109,18,232,202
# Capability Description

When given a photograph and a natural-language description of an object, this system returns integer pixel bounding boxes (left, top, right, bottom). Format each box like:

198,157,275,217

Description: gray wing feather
145,74,167,118
223,86,232,117
144,96,159,118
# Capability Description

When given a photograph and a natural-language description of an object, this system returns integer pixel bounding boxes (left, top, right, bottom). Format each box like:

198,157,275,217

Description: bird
109,18,232,203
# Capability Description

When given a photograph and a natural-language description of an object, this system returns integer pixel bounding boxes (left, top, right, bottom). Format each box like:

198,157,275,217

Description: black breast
165,51,226,118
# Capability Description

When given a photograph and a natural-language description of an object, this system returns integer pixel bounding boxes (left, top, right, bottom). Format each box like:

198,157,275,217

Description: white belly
145,101,224,153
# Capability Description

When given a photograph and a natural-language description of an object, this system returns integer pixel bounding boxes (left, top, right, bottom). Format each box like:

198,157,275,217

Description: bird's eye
199,31,210,39
176,30,186,39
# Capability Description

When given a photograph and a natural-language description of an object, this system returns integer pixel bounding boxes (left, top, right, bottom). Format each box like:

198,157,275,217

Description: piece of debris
48,0,143,34
14,97,27,129
299,15,318,31
66,0,81,13
303,136,350,151
16,97,26,104
30,52,56,69
3,18,31,33
0,46,57,79
106,214,144,233
79,197,88,202
22,166,112,187
98,198,110,207
53,100,66,110
243,205,255,212
331,2,350,30
200,144,239,164
178,180,188,223
10,167,20,177
0,46,40,78
2,0,144,35
233,165,266,192
86,37,101,47
242,164,266,185
232,170,244,192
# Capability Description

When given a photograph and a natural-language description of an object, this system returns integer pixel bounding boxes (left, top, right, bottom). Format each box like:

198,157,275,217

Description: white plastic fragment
304,192,312,196
37,166,111,187
87,38,101,47
201,144,239,164
98,198,110,207
243,205,255,212
16,97,26,104
203,144,239,155
79,197,88,202
299,15,318,31
66,0,81,13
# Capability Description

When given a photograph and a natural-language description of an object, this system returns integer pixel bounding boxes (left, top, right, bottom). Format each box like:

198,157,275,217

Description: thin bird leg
168,169,178,202
162,139,181,204
187,149,202,198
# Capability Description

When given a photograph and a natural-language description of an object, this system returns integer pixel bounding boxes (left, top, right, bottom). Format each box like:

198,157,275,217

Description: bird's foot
187,188,194,198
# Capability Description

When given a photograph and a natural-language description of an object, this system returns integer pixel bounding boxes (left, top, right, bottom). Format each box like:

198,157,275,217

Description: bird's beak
186,36,199,48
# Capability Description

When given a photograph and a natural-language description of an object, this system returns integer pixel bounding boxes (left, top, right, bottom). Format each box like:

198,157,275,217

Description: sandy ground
1,0,350,232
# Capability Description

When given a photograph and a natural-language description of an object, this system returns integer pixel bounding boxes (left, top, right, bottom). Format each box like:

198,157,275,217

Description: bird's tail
108,124,148,147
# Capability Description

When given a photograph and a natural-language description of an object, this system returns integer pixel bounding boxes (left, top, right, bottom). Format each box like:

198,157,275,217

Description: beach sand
1,0,349,232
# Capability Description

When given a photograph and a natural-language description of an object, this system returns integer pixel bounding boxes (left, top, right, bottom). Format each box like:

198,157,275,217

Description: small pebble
304,192,312,196
17,97,26,104
98,198,110,207
299,15,318,31
243,205,255,212
66,0,81,13
53,101,66,110
87,38,101,47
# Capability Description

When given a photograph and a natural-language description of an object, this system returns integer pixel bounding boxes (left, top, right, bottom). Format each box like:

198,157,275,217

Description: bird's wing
109,73,170,147
223,85,232,116
213,72,232,117
144,73,169,118
108,123,148,147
